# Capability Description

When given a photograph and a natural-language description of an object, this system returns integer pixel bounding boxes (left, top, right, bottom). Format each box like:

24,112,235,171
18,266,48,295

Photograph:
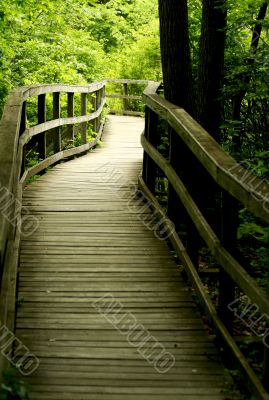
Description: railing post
81,93,87,145
123,83,129,112
92,92,97,133
37,94,46,159
142,107,158,194
20,101,27,176
52,92,61,153
67,92,74,145
167,130,196,256
218,191,238,333
96,90,101,132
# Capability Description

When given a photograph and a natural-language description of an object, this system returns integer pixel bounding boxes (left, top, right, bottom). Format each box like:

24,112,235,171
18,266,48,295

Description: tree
158,0,193,114
197,0,227,141
158,0,227,140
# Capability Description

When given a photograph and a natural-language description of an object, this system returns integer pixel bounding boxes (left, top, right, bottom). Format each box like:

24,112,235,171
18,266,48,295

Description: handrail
0,78,153,266
141,81,269,399
0,78,152,313
1,77,268,397
0,78,151,376
106,79,156,116
142,93,269,223
0,81,105,264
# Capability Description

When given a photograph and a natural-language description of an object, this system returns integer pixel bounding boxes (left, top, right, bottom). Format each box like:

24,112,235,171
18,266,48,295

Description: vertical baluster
102,84,106,102
92,92,97,133
20,102,27,176
81,93,87,145
123,83,128,113
167,129,200,261
37,94,46,159
218,191,238,332
97,89,102,132
67,92,74,146
167,128,180,226
53,92,61,153
142,107,149,183
142,107,158,194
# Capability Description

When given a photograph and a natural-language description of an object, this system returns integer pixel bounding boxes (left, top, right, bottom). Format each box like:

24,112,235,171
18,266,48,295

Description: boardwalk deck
15,115,235,399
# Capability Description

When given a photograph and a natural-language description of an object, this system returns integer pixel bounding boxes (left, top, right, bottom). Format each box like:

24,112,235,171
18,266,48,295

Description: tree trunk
197,0,227,141
158,0,193,114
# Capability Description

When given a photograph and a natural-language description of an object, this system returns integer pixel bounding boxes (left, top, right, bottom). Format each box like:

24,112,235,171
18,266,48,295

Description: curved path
15,116,236,399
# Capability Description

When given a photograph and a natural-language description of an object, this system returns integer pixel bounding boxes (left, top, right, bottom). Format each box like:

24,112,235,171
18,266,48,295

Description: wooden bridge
0,80,269,399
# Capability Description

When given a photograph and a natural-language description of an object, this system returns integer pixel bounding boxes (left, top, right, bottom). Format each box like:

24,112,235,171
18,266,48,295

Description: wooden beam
80,93,87,145
37,94,46,159
141,134,269,318
142,92,269,223
67,93,75,146
53,92,61,153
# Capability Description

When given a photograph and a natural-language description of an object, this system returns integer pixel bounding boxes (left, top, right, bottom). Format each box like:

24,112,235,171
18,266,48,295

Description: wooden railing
140,82,269,399
0,81,105,280
0,79,151,352
0,79,149,269
1,78,268,398
106,79,150,116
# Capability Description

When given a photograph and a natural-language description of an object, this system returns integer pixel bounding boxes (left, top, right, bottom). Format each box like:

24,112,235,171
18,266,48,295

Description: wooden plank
27,393,227,400
138,175,269,400
13,115,237,400
20,97,106,145
52,92,61,152
141,134,269,319
142,92,269,223
106,94,142,100
22,81,106,100
37,93,46,159
109,110,143,116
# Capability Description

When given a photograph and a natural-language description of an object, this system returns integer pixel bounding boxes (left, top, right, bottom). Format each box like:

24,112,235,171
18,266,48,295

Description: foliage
0,0,160,116
0,368,29,400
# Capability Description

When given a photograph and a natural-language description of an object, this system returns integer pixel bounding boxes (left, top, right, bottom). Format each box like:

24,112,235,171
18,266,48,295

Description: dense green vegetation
0,1,268,395
0,0,161,115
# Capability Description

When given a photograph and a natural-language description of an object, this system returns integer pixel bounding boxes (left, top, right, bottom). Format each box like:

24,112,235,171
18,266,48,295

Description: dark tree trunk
197,0,227,141
158,0,193,114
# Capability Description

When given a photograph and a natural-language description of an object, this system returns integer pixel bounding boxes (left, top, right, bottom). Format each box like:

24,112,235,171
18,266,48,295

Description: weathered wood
52,92,61,153
106,94,142,101
0,81,138,306
19,98,106,146
141,134,269,319
143,93,269,223
122,83,129,111
91,92,98,133
37,94,46,159
142,107,158,193
2,78,268,399
20,101,27,176
110,109,144,116
217,191,238,334
0,91,22,280
22,81,106,100
138,176,269,400
80,93,87,145
14,116,235,400
67,93,75,145
107,79,150,85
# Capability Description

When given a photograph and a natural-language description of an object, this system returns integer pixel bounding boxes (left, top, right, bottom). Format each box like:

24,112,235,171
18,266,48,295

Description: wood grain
15,115,236,400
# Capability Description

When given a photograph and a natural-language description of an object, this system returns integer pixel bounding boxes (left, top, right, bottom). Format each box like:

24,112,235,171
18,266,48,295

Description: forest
0,0,269,398
0,0,268,157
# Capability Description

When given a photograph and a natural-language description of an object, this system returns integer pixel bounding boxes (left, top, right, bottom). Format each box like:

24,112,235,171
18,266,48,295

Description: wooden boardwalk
16,115,234,399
